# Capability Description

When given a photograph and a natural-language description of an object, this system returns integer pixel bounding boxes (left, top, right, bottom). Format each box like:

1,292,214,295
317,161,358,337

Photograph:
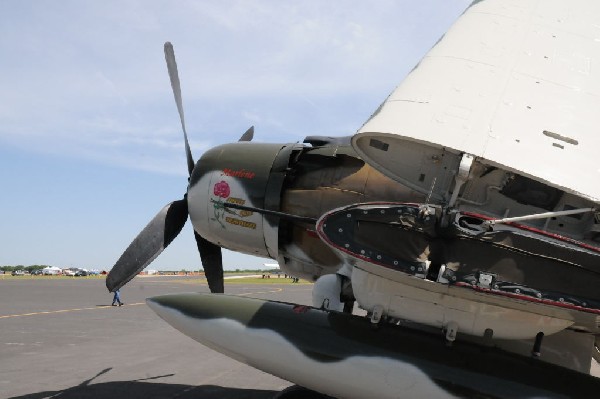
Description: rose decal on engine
211,180,257,230
212,180,230,228
214,181,230,198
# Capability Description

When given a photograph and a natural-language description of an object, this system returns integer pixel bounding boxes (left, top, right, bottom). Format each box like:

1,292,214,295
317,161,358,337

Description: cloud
0,0,471,175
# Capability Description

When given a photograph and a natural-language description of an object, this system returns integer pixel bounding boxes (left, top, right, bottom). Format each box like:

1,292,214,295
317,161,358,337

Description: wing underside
354,0,600,202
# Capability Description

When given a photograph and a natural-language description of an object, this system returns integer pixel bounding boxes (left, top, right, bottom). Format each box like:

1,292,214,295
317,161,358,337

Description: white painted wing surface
354,0,600,202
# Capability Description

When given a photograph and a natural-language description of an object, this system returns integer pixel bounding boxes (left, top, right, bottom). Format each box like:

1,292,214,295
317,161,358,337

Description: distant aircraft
107,0,600,397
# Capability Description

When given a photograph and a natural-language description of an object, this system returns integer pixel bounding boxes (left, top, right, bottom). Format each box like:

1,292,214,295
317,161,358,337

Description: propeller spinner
106,42,250,294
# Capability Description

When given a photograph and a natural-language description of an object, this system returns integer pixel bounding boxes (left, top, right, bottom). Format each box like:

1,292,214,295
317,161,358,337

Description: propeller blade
164,42,224,293
164,42,195,176
194,231,224,293
106,199,189,292
238,126,254,142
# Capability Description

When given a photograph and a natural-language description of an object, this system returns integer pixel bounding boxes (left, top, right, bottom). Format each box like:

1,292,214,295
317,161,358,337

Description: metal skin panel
147,293,600,398
354,0,600,202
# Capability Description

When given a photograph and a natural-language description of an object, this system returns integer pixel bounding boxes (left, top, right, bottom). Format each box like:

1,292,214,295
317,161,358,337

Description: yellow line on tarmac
2,288,286,319
0,302,145,319
236,288,283,296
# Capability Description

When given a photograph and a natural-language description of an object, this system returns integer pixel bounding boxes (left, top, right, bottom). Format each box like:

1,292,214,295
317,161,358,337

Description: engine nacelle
187,142,300,259
188,138,426,280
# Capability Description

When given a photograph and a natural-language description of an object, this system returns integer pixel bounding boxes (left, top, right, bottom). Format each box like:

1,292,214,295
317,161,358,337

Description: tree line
1,265,49,272
1,265,280,273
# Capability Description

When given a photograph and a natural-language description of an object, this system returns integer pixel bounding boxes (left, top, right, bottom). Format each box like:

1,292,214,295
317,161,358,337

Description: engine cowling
187,142,300,259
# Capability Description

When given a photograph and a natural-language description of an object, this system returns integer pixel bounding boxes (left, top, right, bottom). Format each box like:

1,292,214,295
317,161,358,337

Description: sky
0,0,471,271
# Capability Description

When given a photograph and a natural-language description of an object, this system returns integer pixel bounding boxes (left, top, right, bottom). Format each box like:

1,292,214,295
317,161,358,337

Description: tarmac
0,275,313,399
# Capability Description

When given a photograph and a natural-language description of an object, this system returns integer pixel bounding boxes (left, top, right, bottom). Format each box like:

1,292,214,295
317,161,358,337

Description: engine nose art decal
212,180,256,230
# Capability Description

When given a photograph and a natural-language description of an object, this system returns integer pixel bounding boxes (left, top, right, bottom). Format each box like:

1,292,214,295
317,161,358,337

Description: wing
353,0,600,202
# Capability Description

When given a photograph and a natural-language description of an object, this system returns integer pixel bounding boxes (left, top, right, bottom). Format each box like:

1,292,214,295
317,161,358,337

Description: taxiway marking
236,288,283,296
1,287,289,319
0,302,145,319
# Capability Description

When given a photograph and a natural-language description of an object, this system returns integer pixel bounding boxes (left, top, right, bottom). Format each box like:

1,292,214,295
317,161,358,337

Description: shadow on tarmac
9,382,277,399
8,368,277,399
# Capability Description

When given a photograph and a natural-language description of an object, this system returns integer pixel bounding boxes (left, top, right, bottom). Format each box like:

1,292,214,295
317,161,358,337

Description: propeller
106,42,252,294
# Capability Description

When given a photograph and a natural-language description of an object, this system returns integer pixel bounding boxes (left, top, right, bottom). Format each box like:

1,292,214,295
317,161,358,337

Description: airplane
107,0,600,397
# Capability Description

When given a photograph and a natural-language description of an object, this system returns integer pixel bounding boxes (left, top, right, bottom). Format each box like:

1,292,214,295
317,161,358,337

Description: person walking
112,289,124,306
